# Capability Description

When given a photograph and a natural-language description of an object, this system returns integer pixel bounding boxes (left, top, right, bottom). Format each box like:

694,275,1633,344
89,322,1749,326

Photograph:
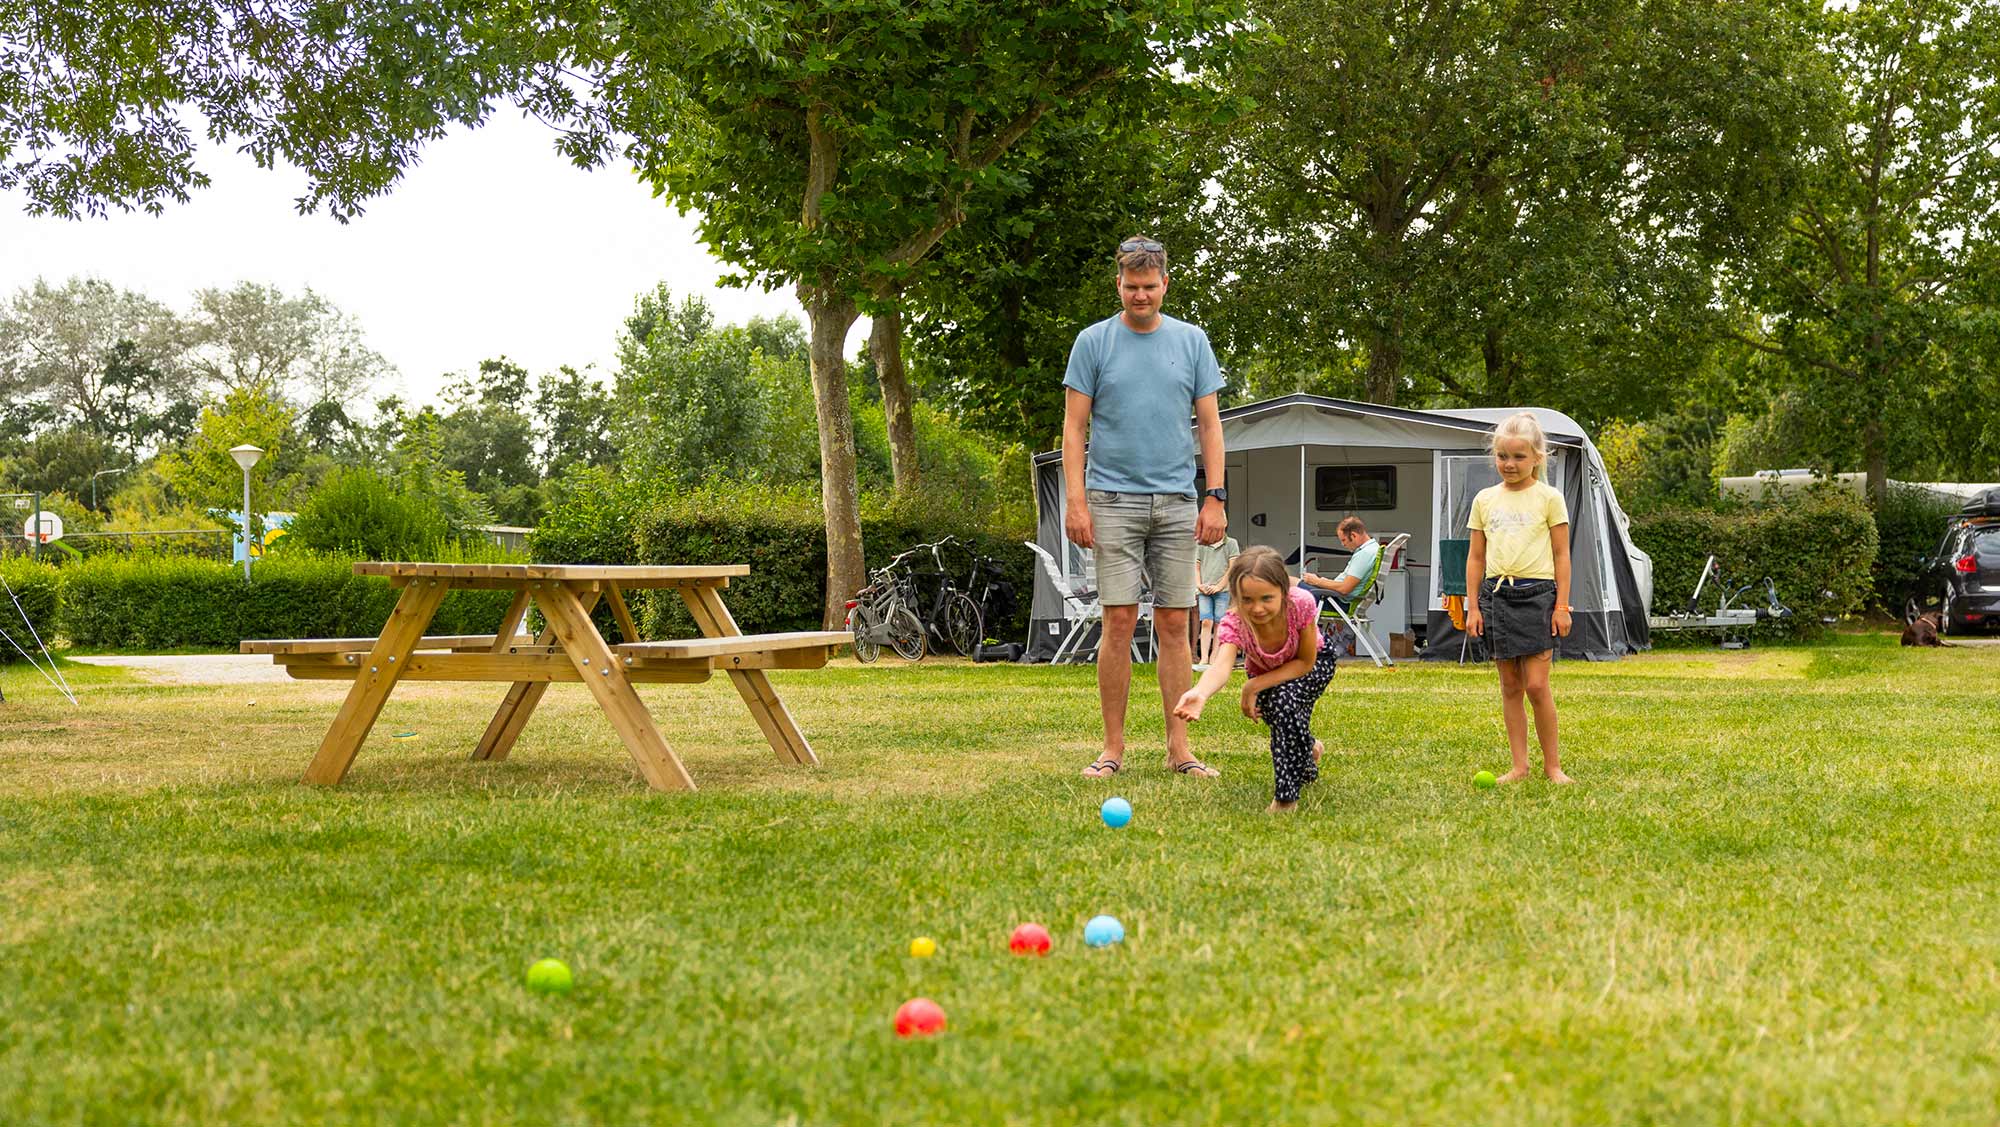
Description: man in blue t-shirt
1062,235,1228,780
1300,516,1382,654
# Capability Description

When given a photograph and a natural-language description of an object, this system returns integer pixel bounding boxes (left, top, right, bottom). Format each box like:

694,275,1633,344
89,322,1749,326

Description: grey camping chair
1024,542,1153,665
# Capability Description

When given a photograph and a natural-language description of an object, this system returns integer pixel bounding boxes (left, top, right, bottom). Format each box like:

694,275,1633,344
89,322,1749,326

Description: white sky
0,112,864,407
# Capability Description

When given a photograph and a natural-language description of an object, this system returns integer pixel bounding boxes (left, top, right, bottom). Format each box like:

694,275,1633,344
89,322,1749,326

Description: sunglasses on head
1118,239,1164,254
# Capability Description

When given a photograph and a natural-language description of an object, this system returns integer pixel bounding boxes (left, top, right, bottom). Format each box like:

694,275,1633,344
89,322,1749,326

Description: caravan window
1316,465,1396,511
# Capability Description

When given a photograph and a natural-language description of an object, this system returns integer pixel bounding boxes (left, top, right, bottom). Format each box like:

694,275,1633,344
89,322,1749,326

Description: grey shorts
1086,490,1198,608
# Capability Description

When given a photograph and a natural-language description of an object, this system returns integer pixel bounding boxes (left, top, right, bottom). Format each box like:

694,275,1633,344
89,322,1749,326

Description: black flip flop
1172,759,1219,777
1083,758,1123,778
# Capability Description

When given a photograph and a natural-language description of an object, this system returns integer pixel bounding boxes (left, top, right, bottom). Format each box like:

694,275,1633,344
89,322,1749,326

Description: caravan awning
1031,394,1586,464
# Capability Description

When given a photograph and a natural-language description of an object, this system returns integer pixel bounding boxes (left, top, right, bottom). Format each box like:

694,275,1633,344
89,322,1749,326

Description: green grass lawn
3,636,1998,1125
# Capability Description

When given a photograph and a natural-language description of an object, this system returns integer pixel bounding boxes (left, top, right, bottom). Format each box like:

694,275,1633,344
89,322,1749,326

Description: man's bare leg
1155,605,1211,774
1085,604,1139,777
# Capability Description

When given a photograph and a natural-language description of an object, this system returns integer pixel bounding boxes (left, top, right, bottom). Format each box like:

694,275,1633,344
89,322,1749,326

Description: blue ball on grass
1100,797,1132,828
1084,915,1125,948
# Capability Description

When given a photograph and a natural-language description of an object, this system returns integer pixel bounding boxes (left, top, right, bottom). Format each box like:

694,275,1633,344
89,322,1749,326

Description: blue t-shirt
1339,538,1382,588
1062,314,1225,495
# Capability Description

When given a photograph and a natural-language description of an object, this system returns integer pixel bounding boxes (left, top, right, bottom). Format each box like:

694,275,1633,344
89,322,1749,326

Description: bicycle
957,543,1017,646
845,551,928,662
911,536,983,656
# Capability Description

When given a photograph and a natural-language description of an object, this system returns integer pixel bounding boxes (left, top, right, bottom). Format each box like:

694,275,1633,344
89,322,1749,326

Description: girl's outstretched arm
1173,643,1238,721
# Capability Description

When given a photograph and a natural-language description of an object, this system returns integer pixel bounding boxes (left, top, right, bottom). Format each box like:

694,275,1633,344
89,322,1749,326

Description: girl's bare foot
1266,799,1299,813
1495,768,1531,784
1312,739,1324,765
1545,768,1575,784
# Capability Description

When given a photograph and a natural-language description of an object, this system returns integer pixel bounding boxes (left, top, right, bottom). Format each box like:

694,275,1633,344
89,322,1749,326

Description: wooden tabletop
352,562,751,585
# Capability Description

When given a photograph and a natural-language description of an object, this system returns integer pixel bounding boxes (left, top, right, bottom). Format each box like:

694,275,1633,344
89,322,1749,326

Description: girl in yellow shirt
1465,413,1574,784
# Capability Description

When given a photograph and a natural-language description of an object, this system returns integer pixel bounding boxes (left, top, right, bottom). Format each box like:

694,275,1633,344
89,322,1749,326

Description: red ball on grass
895,997,947,1038
1009,922,1052,956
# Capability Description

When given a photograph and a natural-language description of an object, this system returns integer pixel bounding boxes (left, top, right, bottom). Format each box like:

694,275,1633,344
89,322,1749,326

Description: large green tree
1730,0,2000,499
0,278,190,445
180,282,391,409
1201,0,1813,412
0,1,606,220
902,101,1216,450
577,0,1243,623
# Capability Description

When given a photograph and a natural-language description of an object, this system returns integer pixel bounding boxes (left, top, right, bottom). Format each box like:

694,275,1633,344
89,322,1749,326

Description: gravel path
69,654,295,685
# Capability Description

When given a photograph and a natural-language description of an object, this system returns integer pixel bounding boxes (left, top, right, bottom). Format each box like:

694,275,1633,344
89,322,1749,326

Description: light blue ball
1100,797,1132,828
1084,915,1125,948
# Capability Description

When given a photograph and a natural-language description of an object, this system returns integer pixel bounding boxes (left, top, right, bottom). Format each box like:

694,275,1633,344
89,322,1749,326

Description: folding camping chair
1024,542,1153,665
1316,533,1409,669
1438,537,1471,663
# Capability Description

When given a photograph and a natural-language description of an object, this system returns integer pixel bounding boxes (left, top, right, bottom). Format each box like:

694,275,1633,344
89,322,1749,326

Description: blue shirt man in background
1062,234,1228,780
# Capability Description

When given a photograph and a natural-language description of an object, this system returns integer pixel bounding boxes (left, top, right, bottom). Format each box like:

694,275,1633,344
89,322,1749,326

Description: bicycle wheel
943,592,982,656
849,604,882,663
889,605,927,661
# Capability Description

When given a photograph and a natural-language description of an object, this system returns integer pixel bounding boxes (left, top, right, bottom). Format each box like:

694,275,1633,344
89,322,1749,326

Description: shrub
57,554,514,649
529,477,1034,643
626,481,1035,640
1870,485,1965,614
282,466,453,559
1632,487,1878,638
0,558,62,663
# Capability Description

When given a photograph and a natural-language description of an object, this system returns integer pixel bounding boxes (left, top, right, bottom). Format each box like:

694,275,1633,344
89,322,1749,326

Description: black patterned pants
1255,633,1339,803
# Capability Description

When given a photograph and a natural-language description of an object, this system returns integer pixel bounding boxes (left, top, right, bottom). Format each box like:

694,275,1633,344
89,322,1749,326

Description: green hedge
58,555,515,649
1870,485,1965,613
1631,489,1878,638
0,558,63,663
532,479,1036,643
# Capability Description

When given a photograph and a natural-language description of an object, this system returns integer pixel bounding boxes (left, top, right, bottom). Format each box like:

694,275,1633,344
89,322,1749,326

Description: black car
1906,513,2000,635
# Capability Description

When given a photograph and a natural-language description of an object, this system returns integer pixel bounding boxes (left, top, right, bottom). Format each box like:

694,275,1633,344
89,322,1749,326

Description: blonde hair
1226,544,1291,600
1488,411,1549,480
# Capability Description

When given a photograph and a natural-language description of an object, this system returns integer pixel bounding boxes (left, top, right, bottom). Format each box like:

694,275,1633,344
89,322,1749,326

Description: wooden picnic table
241,563,848,792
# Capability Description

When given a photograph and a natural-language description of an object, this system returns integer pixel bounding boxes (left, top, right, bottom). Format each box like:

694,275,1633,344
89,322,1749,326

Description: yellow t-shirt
1468,480,1569,580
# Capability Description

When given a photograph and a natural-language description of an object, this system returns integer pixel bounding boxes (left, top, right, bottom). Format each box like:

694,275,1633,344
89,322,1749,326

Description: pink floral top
1217,585,1321,675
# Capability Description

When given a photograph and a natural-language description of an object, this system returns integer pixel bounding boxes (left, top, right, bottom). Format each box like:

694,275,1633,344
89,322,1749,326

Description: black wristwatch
1204,487,1228,503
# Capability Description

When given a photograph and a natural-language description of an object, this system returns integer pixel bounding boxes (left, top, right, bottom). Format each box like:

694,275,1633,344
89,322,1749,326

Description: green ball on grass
526,958,573,995
1474,770,1496,789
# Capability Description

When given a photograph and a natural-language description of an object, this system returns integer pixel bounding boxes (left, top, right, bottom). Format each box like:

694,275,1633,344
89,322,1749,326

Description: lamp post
228,444,264,581
90,466,128,512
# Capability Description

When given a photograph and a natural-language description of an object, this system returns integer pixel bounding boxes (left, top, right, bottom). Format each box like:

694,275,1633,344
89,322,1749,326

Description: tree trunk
1364,315,1403,405
799,280,866,629
870,307,920,496
1863,418,1889,505
1481,320,1515,403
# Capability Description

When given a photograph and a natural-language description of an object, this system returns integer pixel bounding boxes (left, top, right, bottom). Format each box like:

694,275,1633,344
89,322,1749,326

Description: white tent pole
1297,445,1306,577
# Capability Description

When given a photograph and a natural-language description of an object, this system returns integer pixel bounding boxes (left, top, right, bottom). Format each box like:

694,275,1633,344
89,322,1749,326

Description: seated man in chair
1299,517,1379,651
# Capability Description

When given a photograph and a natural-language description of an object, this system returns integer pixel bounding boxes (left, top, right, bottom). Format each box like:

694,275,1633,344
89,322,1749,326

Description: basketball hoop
21,511,63,545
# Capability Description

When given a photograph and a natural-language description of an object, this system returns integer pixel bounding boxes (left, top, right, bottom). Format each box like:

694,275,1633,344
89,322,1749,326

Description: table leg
472,589,601,762
302,581,449,786
539,582,695,792
679,585,819,768
607,582,641,643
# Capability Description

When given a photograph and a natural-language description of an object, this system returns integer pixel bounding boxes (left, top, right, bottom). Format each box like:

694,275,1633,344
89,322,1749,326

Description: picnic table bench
241,563,847,792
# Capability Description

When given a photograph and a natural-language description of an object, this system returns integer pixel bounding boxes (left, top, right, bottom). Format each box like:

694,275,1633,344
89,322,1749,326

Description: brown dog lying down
1901,612,1951,647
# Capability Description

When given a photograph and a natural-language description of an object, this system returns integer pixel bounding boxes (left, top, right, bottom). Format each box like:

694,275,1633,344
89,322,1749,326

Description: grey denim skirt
1479,577,1557,660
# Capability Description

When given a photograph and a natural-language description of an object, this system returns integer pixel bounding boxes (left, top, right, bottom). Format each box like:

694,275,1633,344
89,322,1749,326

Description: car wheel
1940,589,1959,636
1903,595,1924,626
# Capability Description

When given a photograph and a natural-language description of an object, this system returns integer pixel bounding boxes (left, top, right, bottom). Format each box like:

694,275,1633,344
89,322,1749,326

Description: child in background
1465,412,1574,784
1194,529,1241,670
1173,546,1336,812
